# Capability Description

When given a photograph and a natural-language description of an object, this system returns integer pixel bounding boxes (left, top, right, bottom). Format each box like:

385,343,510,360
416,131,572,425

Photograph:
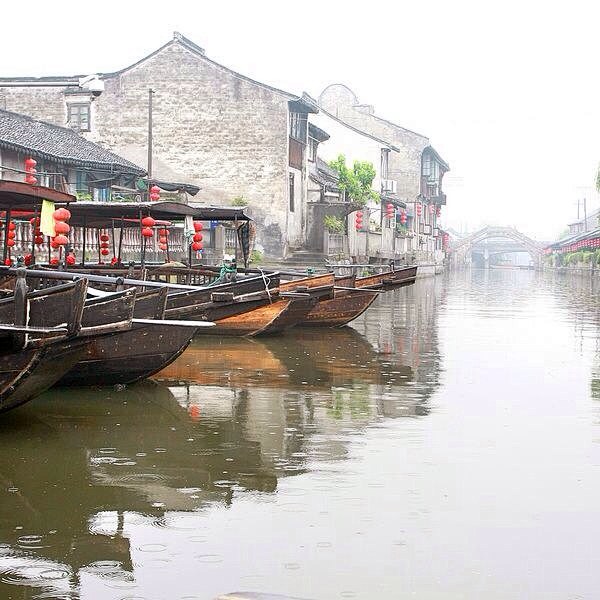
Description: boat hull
57,322,196,386
0,339,87,413
300,289,377,327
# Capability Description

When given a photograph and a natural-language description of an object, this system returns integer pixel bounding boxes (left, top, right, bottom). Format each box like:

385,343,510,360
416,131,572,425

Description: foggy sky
3,0,599,241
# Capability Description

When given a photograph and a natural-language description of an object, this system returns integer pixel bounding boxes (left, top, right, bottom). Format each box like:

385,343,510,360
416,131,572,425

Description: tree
329,154,380,206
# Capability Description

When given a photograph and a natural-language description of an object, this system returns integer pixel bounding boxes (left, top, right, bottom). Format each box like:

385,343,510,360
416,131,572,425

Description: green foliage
231,195,247,206
329,154,380,206
250,249,263,264
323,215,345,234
76,191,93,201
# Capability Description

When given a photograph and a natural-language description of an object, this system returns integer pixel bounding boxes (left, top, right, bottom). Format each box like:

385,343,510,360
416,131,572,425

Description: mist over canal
1,270,600,599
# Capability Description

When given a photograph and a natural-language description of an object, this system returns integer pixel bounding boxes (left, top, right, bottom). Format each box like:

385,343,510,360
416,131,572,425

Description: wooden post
2,208,11,264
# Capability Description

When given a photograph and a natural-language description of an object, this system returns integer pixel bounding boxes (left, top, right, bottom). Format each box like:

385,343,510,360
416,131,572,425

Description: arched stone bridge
449,226,544,269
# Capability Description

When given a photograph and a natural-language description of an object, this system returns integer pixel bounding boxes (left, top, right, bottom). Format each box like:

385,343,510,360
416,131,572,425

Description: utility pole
147,89,154,179
583,197,587,232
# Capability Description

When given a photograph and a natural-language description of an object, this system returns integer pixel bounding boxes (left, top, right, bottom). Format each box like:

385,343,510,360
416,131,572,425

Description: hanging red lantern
50,257,59,265
355,210,363,231
29,217,40,227
141,216,156,228
159,236,167,244
3,259,10,266
111,256,118,265
141,227,153,238
436,206,441,217
24,254,33,266
6,239,14,247
400,210,407,225
54,221,70,234
191,241,203,251
100,248,109,256
24,157,37,186
99,233,109,242
34,235,44,245
66,254,76,265
149,185,161,201
386,203,394,218
53,208,71,222
159,243,168,251
193,232,203,242
7,230,15,240
416,203,422,217
158,228,169,236
8,222,15,231
53,234,68,246
193,221,203,232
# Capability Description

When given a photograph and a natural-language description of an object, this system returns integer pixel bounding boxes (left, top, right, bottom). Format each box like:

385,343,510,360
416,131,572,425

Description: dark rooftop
0,109,146,175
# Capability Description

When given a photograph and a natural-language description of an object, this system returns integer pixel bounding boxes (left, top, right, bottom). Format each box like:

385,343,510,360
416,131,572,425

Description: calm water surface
1,269,600,599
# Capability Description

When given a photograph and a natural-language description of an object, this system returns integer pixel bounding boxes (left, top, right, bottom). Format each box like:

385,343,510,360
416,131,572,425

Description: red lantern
3,259,10,266
436,206,441,217
100,248,109,256
66,254,76,265
111,256,118,265
193,233,203,242
53,208,71,222
386,203,394,218
50,257,59,266
24,254,33,266
400,210,407,225
159,243,168,251
8,222,15,231
34,235,44,245
24,157,37,186
100,234,109,242
158,228,169,236
6,239,14,247
416,203,422,217
191,241,203,251
159,236,167,244
141,216,156,228
29,217,40,227
54,221,70,234
141,227,153,238
193,221,203,232
7,231,15,240
53,234,68,246
149,185,161,201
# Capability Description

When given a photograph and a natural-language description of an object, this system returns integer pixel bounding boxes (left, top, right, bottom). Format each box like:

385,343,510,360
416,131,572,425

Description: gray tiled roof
0,109,146,175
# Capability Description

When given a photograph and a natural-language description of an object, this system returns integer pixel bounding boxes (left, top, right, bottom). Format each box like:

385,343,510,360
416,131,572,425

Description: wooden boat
58,287,202,386
336,265,418,290
0,271,89,412
277,271,377,327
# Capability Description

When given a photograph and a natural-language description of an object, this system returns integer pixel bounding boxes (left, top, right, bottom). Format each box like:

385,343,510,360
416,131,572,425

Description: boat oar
132,319,215,327
334,286,383,293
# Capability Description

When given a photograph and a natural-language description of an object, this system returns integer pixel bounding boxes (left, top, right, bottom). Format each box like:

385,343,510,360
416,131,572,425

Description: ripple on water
1,563,70,586
194,554,222,563
137,543,167,553
16,535,47,550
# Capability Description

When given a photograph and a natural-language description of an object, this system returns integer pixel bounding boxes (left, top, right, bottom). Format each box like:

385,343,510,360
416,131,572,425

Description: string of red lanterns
191,221,203,252
355,211,363,231
24,158,37,185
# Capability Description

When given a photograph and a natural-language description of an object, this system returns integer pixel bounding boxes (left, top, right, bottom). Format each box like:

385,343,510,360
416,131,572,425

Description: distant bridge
449,226,544,269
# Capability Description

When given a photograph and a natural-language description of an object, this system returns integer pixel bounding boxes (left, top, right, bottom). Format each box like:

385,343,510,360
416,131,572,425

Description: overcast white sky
3,0,600,240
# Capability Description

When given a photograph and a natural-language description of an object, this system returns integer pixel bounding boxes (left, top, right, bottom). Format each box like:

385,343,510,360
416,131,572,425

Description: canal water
1,269,600,599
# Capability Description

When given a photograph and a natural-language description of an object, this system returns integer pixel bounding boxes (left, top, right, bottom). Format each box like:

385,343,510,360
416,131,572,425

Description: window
289,112,307,143
67,103,91,131
289,173,295,212
381,148,390,179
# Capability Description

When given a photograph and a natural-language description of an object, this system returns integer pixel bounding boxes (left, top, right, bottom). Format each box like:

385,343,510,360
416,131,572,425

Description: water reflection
0,280,443,599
